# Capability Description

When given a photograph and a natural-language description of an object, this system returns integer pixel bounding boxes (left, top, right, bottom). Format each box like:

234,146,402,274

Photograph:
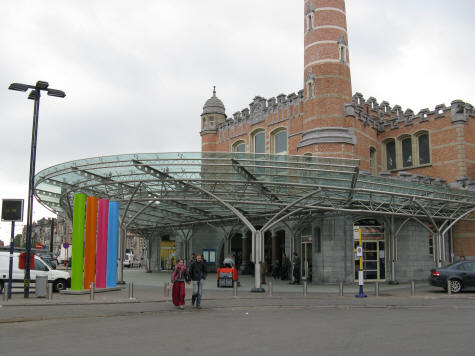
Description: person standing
188,254,207,309
281,252,290,280
188,253,196,267
291,252,301,284
223,254,235,268
170,259,189,309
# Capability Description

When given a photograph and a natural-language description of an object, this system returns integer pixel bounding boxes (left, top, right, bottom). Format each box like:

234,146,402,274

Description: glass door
354,224,385,282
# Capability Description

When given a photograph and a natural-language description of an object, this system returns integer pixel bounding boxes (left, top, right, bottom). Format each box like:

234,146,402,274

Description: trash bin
35,275,48,298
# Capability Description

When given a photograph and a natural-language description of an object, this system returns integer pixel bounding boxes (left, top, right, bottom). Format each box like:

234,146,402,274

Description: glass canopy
35,152,475,234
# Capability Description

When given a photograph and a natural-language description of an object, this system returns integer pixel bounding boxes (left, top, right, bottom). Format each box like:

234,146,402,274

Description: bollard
233,281,238,297
90,282,95,301
164,282,170,302
447,279,451,296
2,284,8,302
375,282,379,297
303,281,308,297
48,282,53,300
128,282,135,299
268,281,273,297
411,280,415,297
339,281,343,297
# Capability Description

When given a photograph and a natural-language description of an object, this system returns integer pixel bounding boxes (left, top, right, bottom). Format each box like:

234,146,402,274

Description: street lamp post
8,81,65,298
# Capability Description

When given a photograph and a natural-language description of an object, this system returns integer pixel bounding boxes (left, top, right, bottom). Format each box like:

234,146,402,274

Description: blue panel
106,201,119,287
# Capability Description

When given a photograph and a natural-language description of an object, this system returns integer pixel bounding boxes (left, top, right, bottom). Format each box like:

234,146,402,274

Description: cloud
1,0,474,241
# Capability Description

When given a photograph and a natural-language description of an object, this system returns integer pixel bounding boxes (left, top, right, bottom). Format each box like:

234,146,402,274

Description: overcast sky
1,0,474,243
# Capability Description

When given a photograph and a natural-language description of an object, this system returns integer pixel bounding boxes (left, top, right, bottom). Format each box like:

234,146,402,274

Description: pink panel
96,199,109,289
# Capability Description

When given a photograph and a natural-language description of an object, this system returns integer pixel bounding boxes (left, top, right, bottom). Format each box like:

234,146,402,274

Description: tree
14,234,23,247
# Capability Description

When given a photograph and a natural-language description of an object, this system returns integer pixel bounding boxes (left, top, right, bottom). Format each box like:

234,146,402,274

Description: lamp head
47,89,66,98
8,83,29,92
36,81,49,90
28,90,39,100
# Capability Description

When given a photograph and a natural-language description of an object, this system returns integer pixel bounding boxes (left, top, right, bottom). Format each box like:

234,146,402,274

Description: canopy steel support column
389,215,398,284
117,226,126,284
251,230,264,292
118,183,143,284
412,198,443,267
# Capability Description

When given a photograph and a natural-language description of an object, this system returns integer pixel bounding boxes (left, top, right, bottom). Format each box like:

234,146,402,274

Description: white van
0,251,71,293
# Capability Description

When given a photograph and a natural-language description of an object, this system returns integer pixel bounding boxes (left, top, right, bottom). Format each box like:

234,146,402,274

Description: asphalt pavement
1,269,475,355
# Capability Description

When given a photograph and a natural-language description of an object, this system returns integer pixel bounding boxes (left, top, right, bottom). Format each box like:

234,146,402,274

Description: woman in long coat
170,259,189,309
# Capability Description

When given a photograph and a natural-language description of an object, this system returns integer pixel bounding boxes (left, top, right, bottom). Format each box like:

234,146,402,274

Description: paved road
1,300,475,356
2,269,475,355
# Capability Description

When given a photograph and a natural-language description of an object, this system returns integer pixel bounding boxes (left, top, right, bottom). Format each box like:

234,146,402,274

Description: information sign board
1,199,24,222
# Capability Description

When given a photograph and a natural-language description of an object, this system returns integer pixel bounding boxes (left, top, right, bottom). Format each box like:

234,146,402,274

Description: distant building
21,212,72,253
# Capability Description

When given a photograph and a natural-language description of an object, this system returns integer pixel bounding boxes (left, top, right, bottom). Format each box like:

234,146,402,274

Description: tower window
306,13,314,32
272,129,287,154
233,141,246,153
339,45,347,63
209,117,215,127
418,133,430,165
370,147,377,175
402,137,412,167
254,132,265,153
385,140,396,170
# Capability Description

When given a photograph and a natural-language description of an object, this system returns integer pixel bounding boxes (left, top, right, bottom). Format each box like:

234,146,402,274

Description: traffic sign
63,242,69,249
356,246,363,257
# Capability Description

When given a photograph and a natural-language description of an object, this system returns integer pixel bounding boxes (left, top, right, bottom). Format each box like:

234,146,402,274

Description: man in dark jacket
281,252,290,280
291,252,301,284
188,254,207,309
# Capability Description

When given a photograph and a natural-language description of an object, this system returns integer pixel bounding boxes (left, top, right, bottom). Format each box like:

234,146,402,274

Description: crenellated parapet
216,90,304,133
344,92,475,133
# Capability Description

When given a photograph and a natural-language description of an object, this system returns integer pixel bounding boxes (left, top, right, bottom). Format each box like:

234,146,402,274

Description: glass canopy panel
34,152,475,230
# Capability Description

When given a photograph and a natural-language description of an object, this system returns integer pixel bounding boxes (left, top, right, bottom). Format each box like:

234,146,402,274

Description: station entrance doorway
354,220,385,282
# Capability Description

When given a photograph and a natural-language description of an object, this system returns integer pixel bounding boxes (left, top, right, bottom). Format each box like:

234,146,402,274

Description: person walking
188,254,207,309
170,259,190,309
291,252,301,285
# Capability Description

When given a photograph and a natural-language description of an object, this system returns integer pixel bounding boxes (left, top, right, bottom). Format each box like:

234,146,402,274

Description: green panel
71,193,86,291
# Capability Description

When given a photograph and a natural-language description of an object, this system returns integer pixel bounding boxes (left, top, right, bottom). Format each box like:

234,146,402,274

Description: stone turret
201,87,227,152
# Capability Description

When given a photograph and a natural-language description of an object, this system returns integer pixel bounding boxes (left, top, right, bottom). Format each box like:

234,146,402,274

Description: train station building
35,0,475,289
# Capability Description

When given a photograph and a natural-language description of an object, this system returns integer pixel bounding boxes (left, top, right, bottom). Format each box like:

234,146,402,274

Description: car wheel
449,279,463,293
54,279,67,292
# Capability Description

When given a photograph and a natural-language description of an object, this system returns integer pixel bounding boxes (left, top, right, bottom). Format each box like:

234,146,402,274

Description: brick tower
298,0,355,158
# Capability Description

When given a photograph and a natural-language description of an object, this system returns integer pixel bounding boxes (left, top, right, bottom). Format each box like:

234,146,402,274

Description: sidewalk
2,269,474,307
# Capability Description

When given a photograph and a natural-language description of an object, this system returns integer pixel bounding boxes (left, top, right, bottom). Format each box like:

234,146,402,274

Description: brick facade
200,0,474,258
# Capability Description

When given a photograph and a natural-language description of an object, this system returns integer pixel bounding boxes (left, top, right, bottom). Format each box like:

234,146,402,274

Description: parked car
38,253,57,269
124,253,142,268
429,261,475,293
0,251,71,293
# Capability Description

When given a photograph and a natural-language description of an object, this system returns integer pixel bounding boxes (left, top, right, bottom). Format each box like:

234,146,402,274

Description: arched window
251,130,265,153
417,132,430,165
232,141,246,153
369,147,377,175
271,129,287,154
401,136,413,168
385,140,396,170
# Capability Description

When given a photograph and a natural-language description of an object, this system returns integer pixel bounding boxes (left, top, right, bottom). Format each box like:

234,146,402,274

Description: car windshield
41,257,55,269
